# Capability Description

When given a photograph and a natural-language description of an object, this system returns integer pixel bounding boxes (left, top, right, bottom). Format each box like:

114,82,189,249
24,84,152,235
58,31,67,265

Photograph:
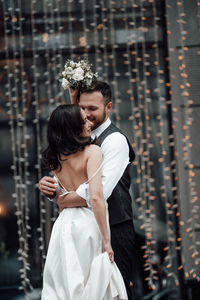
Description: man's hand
57,192,88,211
39,176,57,198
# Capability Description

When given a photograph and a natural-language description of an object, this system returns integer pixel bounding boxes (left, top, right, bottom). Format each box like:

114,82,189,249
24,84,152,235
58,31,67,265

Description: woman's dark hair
42,104,94,171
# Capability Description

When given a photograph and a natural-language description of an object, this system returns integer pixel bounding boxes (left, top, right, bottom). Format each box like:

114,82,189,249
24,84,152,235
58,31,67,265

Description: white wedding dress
41,169,128,300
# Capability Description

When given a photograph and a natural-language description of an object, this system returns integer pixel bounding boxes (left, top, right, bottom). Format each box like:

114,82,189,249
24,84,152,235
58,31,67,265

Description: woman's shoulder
85,144,102,167
85,144,102,156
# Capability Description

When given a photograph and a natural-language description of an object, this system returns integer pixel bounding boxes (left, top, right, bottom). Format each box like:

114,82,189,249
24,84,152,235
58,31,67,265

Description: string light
107,0,121,127
90,0,101,77
137,0,162,289
172,0,200,281
1,0,199,296
30,0,47,274
2,0,33,293
150,0,180,287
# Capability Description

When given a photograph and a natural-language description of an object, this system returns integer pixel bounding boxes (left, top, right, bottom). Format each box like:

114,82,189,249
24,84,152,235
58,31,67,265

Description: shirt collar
91,118,111,139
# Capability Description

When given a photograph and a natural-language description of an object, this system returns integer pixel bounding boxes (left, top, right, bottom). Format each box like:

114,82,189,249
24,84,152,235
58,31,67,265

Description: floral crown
61,59,98,90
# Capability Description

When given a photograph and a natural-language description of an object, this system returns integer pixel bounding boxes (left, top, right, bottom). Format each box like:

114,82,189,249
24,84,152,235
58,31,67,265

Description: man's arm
57,192,87,211
38,176,88,209
76,132,130,202
100,132,130,199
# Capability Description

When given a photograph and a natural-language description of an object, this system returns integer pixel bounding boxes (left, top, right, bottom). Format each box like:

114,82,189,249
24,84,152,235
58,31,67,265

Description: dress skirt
41,207,127,300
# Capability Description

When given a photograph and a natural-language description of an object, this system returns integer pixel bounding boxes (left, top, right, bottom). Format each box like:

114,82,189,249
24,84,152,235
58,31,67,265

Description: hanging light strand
176,0,200,280
30,0,46,270
122,3,146,265
2,0,25,292
2,0,33,292
55,0,64,103
122,0,140,183
80,0,89,59
129,2,148,251
151,0,180,286
51,0,65,222
123,3,157,286
68,0,76,60
93,0,105,78
42,0,54,109
108,1,121,127
138,0,160,289
48,0,61,105
17,0,33,290
11,0,32,292
99,0,109,82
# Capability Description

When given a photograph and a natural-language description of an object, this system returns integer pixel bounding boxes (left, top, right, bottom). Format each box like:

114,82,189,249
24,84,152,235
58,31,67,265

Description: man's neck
91,118,111,139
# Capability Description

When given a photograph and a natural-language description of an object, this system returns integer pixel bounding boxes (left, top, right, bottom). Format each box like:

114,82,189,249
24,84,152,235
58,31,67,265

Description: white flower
61,59,98,89
85,78,92,86
85,72,92,79
72,67,84,81
61,78,69,90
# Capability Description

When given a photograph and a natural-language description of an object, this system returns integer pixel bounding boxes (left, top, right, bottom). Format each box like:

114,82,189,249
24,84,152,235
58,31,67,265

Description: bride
41,104,127,300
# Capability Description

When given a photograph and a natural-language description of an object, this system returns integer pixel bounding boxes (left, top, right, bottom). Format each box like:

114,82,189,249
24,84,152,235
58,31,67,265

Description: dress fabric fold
42,207,128,300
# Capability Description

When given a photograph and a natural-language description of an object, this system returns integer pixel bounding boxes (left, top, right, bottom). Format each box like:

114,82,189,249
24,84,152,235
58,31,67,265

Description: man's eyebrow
80,104,98,109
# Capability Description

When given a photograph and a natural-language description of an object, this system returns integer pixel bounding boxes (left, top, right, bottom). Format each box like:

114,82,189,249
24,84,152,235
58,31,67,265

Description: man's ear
107,101,112,112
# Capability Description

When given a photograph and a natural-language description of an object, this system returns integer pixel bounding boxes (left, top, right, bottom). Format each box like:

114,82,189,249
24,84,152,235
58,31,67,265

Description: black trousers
110,220,135,300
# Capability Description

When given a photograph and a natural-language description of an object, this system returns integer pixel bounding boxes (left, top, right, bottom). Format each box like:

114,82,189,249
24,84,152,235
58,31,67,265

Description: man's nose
85,109,90,117
88,119,93,126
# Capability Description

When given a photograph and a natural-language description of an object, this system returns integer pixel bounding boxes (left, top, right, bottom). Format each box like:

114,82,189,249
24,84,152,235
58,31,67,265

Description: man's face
79,91,112,130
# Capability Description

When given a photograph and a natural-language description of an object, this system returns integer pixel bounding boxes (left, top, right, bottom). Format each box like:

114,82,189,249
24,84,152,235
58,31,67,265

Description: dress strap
53,163,102,194
85,163,102,184
53,173,73,196
53,173,65,190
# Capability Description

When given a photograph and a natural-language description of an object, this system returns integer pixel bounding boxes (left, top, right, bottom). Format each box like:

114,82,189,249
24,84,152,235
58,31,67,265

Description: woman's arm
87,145,114,263
68,86,79,104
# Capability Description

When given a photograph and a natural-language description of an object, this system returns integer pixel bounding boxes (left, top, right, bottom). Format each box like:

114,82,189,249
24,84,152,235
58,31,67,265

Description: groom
39,81,136,300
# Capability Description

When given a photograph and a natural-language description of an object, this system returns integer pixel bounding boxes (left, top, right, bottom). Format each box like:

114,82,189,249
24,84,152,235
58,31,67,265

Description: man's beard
90,110,106,131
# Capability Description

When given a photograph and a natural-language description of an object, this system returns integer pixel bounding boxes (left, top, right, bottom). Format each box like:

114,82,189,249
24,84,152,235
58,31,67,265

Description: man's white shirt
76,118,130,206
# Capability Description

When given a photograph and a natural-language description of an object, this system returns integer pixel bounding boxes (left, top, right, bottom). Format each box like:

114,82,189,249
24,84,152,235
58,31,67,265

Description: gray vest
97,123,135,226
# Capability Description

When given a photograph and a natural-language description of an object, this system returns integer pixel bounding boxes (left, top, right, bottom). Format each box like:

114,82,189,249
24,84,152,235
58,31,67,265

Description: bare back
54,144,101,192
